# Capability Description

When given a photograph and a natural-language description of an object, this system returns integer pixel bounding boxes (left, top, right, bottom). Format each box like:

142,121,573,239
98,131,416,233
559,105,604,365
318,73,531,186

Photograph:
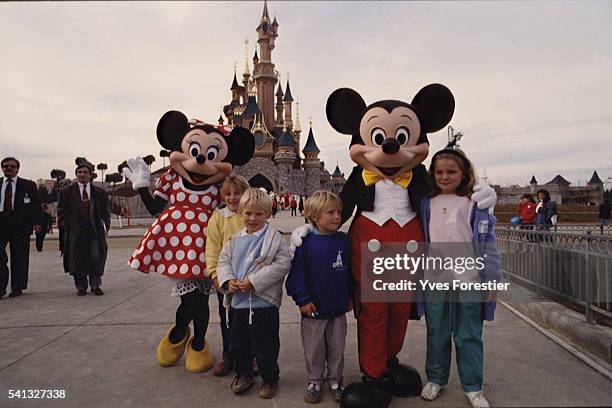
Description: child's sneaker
258,381,278,399
465,390,490,408
421,382,442,401
329,383,344,403
304,383,322,404
230,375,254,394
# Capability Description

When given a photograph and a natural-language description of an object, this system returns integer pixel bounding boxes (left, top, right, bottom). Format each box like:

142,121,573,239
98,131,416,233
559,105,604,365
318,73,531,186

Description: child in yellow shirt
205,175,250,376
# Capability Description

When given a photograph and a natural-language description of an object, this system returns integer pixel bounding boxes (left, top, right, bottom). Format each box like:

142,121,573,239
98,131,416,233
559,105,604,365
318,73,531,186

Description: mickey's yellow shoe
156,325,190,367
185,339,214,373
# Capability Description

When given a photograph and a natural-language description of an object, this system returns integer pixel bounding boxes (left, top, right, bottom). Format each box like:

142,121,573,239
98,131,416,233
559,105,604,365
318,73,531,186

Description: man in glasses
0,157,42,299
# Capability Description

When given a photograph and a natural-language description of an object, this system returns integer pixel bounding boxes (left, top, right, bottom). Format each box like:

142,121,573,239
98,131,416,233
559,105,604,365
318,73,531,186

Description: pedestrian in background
0,157,42,299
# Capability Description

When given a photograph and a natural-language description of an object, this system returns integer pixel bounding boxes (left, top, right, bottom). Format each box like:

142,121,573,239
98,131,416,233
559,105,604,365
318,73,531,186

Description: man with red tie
58,158,110,296
0,157,42,299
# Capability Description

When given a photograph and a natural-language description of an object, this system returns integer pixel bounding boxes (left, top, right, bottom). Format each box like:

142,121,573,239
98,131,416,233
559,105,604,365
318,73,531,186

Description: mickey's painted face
170,128,232,186
350,106,429,179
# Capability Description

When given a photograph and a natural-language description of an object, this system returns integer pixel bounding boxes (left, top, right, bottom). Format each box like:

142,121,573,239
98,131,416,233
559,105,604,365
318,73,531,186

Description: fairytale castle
221,1,345,196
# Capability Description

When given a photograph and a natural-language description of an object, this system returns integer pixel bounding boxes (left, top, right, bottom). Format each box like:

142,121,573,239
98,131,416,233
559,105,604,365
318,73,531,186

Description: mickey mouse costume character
292,84,496,407
122,111,254,373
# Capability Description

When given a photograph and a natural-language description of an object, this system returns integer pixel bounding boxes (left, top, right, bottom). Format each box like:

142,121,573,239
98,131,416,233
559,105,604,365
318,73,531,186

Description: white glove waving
122,157,151,190
289,223,314,257
472,182,497,215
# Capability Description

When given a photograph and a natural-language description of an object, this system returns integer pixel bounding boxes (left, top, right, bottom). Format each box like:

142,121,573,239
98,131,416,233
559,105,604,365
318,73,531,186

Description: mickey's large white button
368,239,381,252
406,240,418,253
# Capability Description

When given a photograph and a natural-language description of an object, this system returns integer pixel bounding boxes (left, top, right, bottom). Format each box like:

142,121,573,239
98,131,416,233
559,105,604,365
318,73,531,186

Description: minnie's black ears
157,110,190,151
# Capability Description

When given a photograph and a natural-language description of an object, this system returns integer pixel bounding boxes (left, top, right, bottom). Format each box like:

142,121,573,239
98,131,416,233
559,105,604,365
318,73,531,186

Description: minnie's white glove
290,224,314,257
122,157,151,190
472,182,497,215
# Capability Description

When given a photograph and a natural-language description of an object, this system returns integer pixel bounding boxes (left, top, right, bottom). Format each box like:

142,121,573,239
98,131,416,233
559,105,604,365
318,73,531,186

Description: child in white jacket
216,188,291,399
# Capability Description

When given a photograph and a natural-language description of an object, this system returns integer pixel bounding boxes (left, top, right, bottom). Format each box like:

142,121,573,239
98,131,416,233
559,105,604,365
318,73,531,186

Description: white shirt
239,223,268,237
361,179,417,227
78,182,91,201
0,176,18,211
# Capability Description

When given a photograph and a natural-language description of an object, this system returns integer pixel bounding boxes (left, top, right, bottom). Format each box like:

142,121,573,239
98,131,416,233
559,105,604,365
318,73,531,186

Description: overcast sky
1,1,611,188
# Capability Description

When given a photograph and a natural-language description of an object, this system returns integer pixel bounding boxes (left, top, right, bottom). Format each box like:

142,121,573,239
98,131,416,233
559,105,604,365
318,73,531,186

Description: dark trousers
230,306,280,382
217,292,233,359
35,230,47,252
0,224,30,295
73,237,102,291
291,208,297,216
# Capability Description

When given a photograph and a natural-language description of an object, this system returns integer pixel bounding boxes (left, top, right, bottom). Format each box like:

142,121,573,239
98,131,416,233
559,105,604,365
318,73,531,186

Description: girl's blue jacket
418,196,502,321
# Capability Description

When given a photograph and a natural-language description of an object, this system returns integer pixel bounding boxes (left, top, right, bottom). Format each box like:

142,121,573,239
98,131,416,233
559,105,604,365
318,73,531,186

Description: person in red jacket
518,194,536,229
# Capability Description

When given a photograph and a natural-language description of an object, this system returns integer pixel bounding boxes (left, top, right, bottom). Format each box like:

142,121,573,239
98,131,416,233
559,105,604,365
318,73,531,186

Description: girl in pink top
419,146,500,408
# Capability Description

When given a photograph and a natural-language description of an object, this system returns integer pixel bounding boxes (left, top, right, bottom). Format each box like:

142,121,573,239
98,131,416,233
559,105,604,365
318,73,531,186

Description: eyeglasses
2,164,18,169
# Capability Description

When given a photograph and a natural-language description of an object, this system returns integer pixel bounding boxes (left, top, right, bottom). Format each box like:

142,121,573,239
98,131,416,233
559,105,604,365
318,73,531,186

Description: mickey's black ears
157,111,189,151
226,126,255,166
326,88,367,135
411,84,455,133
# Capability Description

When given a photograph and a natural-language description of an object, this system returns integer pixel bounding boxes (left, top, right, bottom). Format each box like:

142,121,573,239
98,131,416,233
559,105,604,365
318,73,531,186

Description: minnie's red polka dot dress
128,168,220,280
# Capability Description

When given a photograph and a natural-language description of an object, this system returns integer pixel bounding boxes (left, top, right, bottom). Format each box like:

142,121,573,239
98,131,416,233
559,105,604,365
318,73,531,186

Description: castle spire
294,100,302,132
302,120,320,154
260,0,270,24
243,38,250,76
283,78,294,102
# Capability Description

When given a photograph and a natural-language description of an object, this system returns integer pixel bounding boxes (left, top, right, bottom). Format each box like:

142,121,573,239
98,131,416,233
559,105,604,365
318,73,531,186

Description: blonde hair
220,175,250,198
238,188,272,215
304,190,342,227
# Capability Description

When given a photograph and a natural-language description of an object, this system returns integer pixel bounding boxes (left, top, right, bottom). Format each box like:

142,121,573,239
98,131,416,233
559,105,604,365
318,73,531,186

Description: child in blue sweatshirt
286,191,351,404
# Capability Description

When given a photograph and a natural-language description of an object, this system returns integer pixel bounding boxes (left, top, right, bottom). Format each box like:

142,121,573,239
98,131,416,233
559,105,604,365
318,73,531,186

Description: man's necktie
82,185,90,213
3,178,13,211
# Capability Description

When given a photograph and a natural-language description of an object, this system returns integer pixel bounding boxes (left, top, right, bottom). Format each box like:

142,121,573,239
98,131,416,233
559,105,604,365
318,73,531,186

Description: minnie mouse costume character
290,85,496,407
122,111,254,373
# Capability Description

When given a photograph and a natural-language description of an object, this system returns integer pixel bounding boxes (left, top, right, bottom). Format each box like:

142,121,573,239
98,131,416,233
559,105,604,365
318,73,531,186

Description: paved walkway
2,211,612,407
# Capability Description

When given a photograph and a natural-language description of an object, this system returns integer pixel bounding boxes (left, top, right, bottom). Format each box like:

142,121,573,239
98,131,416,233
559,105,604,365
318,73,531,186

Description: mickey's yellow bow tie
362,169,412,188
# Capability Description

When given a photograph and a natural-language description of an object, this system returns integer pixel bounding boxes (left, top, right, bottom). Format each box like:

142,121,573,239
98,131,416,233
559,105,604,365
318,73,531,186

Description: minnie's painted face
170,128,232,186
350,106,429,179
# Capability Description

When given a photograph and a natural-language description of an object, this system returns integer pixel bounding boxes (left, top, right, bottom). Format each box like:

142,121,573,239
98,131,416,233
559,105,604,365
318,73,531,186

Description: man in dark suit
0,157,42,299
57,159,110,296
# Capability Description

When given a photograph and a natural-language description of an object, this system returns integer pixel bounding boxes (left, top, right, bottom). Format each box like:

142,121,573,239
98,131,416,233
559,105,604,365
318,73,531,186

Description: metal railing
109,217,156,228
498,223,611,235
495,226,612,323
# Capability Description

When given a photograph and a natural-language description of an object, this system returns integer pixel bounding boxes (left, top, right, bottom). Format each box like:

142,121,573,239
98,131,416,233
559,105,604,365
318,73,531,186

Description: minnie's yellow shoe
185,339,214,373
156,325,190,367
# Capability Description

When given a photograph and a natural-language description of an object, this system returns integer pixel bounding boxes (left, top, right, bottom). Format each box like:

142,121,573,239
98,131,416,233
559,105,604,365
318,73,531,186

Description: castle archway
249,174,274,192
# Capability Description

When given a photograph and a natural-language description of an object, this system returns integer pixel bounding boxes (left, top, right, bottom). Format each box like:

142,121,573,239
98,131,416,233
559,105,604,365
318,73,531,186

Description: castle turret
302,122,321,196
275,127,297,193
275,75,284,128
529,174,537,194
253,0,278,130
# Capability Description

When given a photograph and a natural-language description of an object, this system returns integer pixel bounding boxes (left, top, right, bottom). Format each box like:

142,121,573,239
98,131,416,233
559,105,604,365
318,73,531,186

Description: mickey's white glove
122,157,151,190
472,182,497,215
535,202,544,213
290,224,314,257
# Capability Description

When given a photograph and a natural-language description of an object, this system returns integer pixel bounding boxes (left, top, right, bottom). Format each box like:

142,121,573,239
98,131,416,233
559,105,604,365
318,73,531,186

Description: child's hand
300,303,317,317
484,290,497,302
212,278,219,289
347,299,353,312
228,279,240,293
238,278,252,293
